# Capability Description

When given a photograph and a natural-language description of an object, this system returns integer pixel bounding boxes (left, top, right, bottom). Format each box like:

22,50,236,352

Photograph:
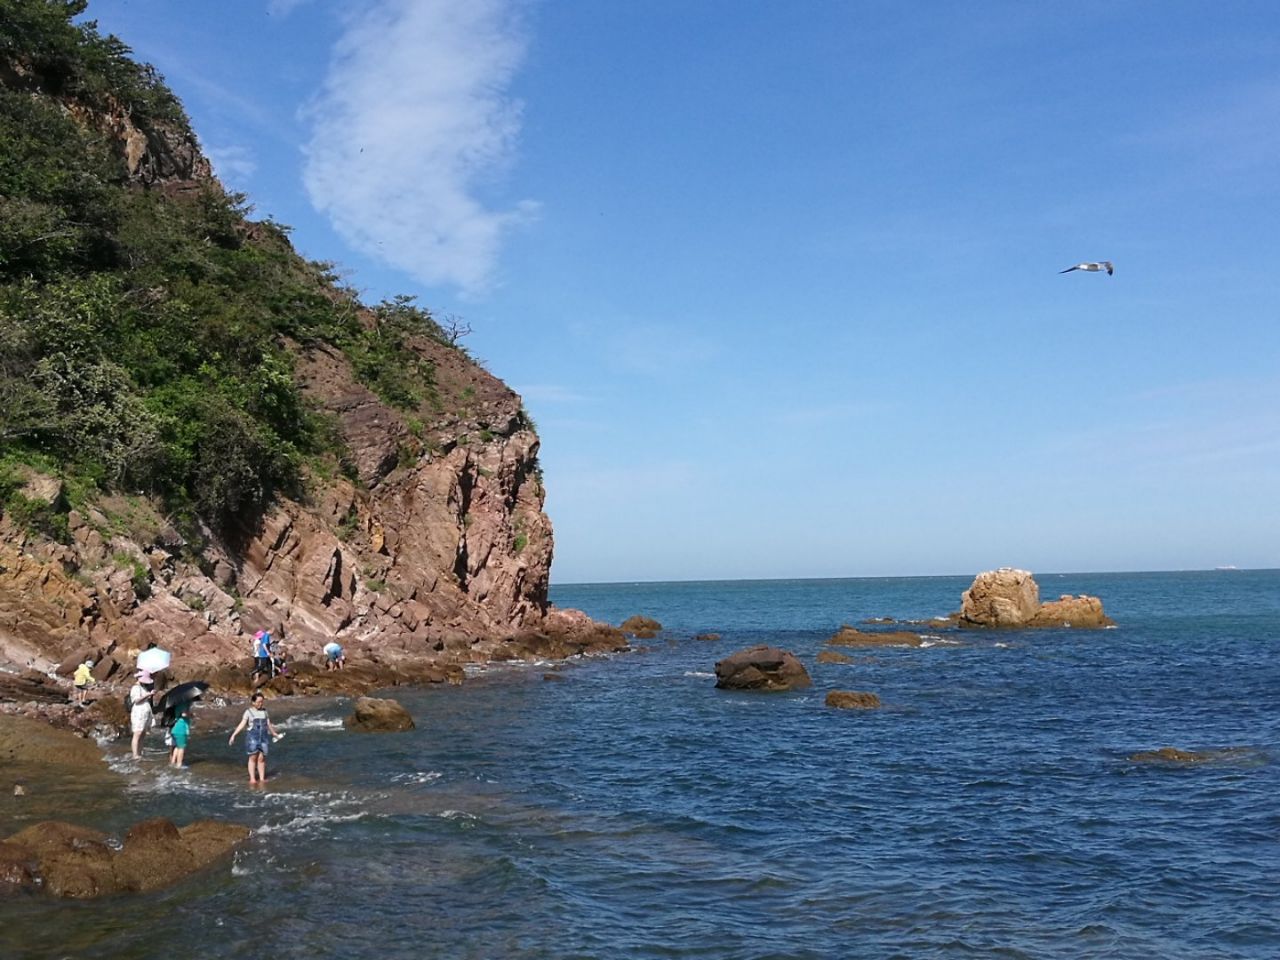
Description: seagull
1060,261,1113,275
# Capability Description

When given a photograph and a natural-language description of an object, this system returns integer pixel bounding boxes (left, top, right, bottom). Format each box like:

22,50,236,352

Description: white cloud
205,144,257,188
267,0,315,18
302,0,534,296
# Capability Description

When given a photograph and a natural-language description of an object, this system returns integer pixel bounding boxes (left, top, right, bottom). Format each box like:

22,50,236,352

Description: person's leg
247,754,257,784
132,728,143,758
173,746,185,766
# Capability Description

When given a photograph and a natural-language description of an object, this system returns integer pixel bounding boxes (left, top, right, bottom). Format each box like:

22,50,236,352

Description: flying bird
1060,261,1113,275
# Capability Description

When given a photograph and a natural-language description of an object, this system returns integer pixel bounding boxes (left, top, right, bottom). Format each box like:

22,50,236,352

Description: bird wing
1059,265,1081,273
1103,262,1114,274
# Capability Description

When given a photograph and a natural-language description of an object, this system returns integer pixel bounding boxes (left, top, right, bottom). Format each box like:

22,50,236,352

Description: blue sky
86,0,1280,582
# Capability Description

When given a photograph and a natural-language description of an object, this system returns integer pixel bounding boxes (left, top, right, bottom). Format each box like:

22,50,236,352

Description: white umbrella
136,647,171,674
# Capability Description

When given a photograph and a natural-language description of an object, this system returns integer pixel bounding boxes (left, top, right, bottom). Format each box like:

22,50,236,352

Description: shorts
171,729,189,749
245,734,269,757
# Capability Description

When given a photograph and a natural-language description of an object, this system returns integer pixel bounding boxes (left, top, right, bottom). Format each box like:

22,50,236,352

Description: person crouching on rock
228,691,280,787
323,641,345,671
169,706,192,768
129,671,157,758
73,658,95,706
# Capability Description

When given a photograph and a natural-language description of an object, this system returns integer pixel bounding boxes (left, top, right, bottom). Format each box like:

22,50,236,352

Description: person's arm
267,715,281,738
229,711,247,744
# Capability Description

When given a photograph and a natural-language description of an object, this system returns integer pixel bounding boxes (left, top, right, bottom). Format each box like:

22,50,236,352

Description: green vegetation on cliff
0,0,459,532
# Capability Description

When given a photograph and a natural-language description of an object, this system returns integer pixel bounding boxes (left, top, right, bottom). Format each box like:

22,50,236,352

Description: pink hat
135,670,153,682
254,630,266,639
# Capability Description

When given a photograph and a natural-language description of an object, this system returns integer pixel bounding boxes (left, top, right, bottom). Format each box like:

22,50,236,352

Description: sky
84,0,1280,582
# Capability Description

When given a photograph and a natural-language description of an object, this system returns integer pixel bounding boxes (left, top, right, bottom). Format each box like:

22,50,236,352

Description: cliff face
0,338,560,675
0,18,620,685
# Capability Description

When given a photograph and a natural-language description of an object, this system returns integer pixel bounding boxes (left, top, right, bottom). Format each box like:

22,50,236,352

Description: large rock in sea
958,568,1112,628
714,646,811,692
344,696,415,732
959,568,1040,627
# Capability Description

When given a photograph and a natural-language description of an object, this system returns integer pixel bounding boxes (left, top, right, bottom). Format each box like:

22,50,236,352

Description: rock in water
344,696,416,732
620,615,662,639
714,646,811,692
958,569,1112,628
1029,594,1114,628
959,568,1040,627
825,690,881,710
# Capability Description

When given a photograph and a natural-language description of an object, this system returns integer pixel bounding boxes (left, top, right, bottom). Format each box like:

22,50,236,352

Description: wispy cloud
205,144,257,189
302,0,535,295
266,0,314,17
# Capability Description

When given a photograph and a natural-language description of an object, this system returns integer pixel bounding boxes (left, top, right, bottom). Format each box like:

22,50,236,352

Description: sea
2,570,1277,959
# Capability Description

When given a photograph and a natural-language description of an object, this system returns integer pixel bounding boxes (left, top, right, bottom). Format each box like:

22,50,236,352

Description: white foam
919,635,960,648
277,716,344,731
391,770,443,785
683,671,715,679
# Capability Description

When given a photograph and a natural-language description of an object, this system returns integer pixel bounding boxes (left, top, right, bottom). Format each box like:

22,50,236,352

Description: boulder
826,626,924,648
714,645,811,692
1028,595,1114,628
825,690,881,710
90,655,120,682
620,615,662,639
694,633,721,642
344,696,415,732
816,650,852,664
958,568,1040,627
112,818,195,892
957,569,1112,629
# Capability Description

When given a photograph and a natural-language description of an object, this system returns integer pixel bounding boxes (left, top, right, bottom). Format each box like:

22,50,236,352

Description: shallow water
3,570,1277,959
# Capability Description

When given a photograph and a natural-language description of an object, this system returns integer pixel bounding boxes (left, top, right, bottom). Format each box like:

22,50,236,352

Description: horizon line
549,566,1275,589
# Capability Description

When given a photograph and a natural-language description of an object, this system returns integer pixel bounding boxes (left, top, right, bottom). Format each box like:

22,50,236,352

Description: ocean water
3,571,1278,959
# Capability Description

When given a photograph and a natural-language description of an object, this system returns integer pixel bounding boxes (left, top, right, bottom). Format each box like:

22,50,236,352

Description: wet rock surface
714,646,811,692
344,696,415,733
825,691,881,710
0,817,249,898
826,626,925,648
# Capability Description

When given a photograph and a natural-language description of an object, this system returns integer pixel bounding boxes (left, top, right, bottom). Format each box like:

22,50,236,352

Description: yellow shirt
74,663,93,686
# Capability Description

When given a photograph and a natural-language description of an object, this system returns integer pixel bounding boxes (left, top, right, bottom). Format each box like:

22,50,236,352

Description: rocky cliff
0,10,621,695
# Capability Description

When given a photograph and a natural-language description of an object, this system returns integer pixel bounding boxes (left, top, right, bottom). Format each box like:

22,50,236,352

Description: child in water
228,691,280,786
169,707,191,767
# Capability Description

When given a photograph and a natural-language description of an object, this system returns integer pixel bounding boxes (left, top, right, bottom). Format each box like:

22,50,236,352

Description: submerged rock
714,646,811,692
1129,746,1213,764
620,615,662,639
0,818,249,898
825,690,881,710
826,626,924,648
816,650,852,665
344,696,415,732
694,633,721,642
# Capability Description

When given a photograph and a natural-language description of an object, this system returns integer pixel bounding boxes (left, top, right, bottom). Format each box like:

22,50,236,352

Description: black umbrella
155,680,209,728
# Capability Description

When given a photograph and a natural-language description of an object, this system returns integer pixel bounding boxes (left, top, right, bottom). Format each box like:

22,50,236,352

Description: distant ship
1214,565,1240,571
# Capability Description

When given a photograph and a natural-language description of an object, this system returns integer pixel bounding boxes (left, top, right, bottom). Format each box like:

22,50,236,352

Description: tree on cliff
0,0,465,536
